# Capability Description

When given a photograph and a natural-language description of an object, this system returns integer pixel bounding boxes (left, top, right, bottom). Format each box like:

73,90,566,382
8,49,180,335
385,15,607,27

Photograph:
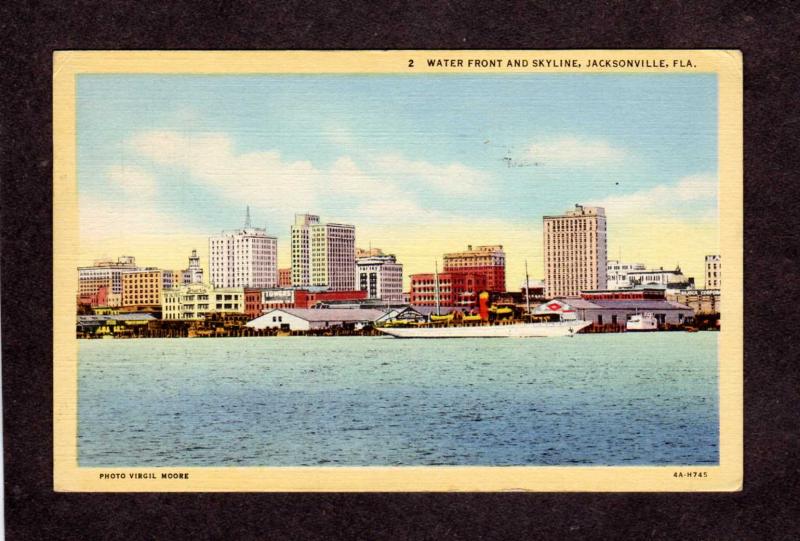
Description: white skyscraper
209,208,278,288
544,204,607,297
291,213,356,291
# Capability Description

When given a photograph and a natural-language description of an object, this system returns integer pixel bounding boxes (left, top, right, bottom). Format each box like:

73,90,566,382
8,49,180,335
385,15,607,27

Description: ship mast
434,260,441,317
525,259,531,317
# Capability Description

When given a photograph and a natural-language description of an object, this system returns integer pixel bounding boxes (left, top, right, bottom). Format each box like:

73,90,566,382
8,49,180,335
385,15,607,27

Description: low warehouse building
77,313,156,337
246,308,387,332
565,298,694,328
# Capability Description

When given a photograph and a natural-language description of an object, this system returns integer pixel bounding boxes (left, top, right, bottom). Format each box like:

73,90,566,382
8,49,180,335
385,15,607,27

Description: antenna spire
244,205,252,228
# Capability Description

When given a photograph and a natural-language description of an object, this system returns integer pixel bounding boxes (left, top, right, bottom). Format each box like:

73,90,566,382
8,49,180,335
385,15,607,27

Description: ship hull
376,320,591,338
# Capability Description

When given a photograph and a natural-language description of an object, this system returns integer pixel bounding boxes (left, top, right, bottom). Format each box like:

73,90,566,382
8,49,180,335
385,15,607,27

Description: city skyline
77,73,719,287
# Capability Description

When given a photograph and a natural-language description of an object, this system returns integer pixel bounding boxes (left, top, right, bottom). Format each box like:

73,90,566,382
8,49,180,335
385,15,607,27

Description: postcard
53,50,742,492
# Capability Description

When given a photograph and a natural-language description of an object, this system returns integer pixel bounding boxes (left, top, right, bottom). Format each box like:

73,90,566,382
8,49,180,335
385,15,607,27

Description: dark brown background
2,1,798,539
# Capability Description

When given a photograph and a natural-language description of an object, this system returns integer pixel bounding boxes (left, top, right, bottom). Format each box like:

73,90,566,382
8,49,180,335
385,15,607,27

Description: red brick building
294,289,368,309
409,271,488,308
442,245,506,292
278,267,292,287
77,285,109,308
244,288,265,319
259,288,369,311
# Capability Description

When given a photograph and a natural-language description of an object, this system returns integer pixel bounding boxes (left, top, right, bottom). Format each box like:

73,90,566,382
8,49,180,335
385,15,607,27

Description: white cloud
372,154,489,197
123,130,490,226
587,173,718,221
525,136,628,166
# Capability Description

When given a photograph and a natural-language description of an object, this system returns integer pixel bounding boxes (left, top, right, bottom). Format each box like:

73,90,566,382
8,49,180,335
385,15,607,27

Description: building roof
556,298,599,309
573,299,693,311
376,306,425,322
627,269,684,276
254,308,387,323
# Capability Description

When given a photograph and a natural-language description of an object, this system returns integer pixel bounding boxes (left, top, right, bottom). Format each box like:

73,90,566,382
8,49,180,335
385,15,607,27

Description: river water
78,333,719,466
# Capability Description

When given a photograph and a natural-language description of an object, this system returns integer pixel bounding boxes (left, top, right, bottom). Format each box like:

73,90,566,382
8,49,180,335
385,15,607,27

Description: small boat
626,313,658,332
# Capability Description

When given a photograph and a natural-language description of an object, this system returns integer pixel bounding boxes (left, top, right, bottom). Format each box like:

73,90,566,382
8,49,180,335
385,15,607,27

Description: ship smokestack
479,292,490,321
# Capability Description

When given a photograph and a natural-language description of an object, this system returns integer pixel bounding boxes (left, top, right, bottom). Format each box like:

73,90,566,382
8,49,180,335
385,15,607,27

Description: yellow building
161,283,245,320
667,289,721,315
121,269,181,307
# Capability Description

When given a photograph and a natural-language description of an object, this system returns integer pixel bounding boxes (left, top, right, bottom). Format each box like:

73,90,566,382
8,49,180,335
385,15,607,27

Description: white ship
376,318,591,338
626,312,658,332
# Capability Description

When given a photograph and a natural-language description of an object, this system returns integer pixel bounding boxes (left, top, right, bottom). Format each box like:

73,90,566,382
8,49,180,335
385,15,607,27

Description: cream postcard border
53,50,743,492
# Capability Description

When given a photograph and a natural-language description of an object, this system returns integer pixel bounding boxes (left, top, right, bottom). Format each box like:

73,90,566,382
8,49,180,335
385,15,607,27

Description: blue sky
77,73,718,285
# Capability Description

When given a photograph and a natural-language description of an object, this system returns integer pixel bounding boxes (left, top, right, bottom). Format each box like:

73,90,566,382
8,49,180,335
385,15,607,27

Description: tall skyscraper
209,208,278,288
181,249,204,284
443,244,506,292
291,213,318,287
543,204,607,297
705,254,721,289
291,213,356,291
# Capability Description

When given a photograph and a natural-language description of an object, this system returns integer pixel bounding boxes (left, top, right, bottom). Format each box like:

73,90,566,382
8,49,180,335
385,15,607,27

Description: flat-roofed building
295,289,368,309
78,255,138,298
244,288,265,319
209,208,278,288
443,244,506,292
626,266,689,288
161,283,245,320
409,271,487,308
581,287,666,301
606,260,646,289
544,204,607,297
667,288,721,315
257,287,370,311
121,268,181,307
262,287,297,310
565,298,694,328
356,253,403,302
278,267,292,287
705,255,721,289
246,308,386,332
291,213,356,291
